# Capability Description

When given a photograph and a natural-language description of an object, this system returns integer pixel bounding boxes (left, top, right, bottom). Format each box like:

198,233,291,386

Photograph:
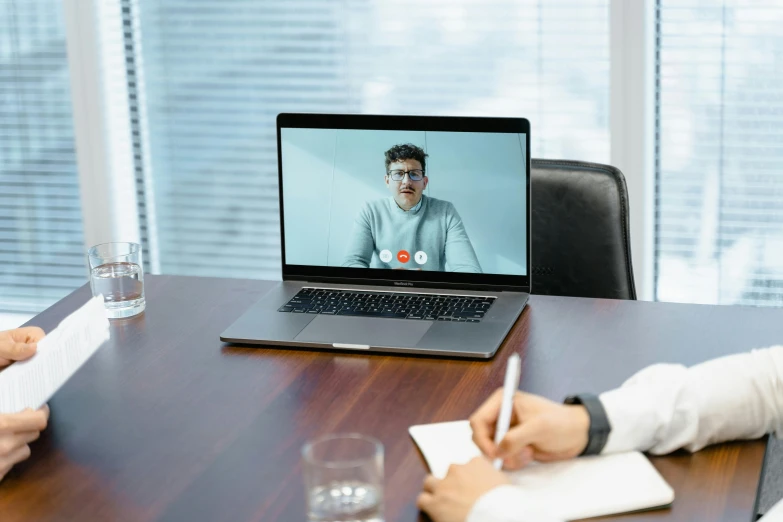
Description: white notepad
0,295,110,414
410,420,675,521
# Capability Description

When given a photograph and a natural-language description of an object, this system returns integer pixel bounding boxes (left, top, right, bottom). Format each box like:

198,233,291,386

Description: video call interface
281,127,528,277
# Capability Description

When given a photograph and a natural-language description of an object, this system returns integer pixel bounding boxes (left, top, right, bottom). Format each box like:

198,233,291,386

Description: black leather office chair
531,159,636,300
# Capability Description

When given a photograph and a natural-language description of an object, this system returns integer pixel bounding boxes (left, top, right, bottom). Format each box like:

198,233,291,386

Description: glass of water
87,242,145,319
302,433,384,522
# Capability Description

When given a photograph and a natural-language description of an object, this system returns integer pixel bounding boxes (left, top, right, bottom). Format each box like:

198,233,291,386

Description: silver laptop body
220,113,531,358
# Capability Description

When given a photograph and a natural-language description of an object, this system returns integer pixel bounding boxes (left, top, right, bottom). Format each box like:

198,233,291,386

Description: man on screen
342,143,482,273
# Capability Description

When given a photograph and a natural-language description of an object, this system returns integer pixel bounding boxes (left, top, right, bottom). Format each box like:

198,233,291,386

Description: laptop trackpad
294,315,432,347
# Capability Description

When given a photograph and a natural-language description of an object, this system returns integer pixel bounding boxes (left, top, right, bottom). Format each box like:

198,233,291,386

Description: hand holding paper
0,295,110,415
0,326,46,367
0,326,50,482
0,405,49,482
0,296,110,482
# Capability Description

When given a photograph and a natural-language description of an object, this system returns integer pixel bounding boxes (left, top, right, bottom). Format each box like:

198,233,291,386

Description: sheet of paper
0,295,110,414
410,420,675,521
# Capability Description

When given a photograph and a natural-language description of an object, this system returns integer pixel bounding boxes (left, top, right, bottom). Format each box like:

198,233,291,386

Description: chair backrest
531,159,636,300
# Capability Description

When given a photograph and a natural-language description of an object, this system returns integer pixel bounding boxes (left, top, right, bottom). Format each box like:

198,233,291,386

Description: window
655,1,783,306
0,0,86,316
129,0,610,280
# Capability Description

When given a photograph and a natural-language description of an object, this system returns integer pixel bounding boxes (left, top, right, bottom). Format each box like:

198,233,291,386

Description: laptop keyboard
278,288,496,323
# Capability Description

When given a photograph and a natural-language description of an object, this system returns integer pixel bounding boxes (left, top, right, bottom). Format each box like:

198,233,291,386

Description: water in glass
307,481,382,522
90,261,145,318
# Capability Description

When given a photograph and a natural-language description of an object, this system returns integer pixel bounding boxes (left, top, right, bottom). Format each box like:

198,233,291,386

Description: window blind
0,0,86,313
655,0,783,306
129,0,609,280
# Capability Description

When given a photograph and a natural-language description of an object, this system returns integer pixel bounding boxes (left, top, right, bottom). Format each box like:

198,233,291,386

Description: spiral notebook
409,420,675,521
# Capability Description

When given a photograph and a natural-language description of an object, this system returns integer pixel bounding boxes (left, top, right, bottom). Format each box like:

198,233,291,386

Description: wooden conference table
1,274,782,522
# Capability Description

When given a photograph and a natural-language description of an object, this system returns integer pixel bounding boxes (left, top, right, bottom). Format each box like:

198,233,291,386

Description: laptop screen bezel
277,113,531,292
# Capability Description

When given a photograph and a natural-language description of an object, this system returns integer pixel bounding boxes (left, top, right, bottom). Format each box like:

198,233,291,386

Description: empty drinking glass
302,433,384,522
87,242,145,319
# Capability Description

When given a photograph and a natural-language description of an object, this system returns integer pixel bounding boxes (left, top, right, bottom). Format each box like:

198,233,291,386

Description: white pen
493,353,522,470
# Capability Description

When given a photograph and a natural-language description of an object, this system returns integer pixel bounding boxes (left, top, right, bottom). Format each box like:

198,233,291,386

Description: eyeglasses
387,169,424,181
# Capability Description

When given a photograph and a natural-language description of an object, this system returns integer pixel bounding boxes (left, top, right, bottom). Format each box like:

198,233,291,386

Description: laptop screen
278,115,530,289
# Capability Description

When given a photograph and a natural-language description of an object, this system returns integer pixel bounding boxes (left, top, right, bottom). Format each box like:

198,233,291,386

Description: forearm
342,222,374,268
444,225,482,273
342,255,370,268
600,346,783,455
445,252,482,273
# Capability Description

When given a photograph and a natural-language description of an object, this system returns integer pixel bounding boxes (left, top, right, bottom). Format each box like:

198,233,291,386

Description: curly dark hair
384,143,428,173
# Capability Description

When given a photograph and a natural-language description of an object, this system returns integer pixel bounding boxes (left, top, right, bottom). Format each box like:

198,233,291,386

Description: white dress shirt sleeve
600,345,783,455
467,485,563,522
759,498,783,522
467,345,783,522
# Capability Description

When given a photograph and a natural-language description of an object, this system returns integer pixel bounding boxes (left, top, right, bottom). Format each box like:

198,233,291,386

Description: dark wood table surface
2,274,782,522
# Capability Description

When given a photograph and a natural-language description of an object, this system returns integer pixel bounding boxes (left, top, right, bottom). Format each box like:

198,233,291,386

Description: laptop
220,113,530,358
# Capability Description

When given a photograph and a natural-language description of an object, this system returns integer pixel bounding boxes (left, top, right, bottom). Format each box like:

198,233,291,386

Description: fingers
0,409,48,433
11,327,46,344
502,446,534,470
0,416,44,483
0,444,31,470
469,388,504,457
20,430,41,446
422,474,440,493
0,341,37,363
0,327,45,366
15,431,40,447
416,491,434,512
0,463,11,482
417,475,439,516
496,417,544,459
0,431,40,456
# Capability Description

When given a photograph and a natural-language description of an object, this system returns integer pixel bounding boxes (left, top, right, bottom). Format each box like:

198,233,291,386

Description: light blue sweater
342,195,482,273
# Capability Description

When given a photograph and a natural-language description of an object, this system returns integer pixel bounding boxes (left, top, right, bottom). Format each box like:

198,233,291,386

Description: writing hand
469,389,590,469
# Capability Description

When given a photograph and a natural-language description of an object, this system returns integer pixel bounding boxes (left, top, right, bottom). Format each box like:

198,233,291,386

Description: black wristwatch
563,393,611,456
